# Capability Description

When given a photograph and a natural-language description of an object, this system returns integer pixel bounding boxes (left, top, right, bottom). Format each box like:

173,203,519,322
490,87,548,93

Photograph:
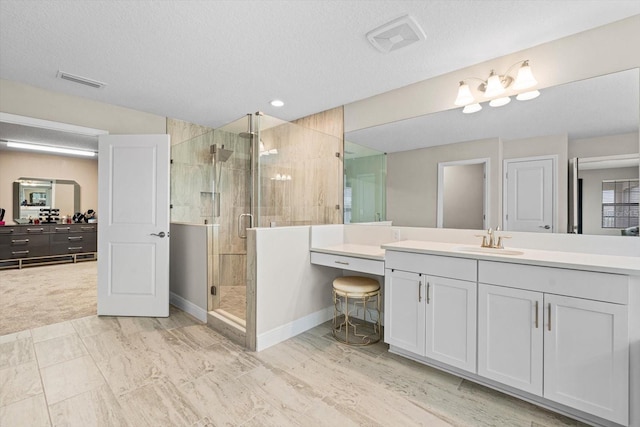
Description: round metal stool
332,276,381,346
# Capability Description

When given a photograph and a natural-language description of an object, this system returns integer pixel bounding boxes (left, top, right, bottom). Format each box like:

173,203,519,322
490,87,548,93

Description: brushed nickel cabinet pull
11,239,29,244
547,303,552,331
334,260,349,265
56,227,71,231
68,236,83,241
68,246,83,251
12,250,29,255
27,228,44,233
426,282,430,304
534,301,539,328
418,282,422,302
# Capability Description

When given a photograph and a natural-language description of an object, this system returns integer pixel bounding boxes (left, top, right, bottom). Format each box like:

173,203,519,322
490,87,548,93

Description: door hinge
170,159,174,164
210,286,217,296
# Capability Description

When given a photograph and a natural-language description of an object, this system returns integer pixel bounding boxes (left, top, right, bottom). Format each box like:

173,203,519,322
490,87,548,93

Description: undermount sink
454,246,524,256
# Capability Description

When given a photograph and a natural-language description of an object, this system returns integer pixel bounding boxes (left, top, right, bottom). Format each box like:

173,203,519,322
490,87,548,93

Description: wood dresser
0,223,97,269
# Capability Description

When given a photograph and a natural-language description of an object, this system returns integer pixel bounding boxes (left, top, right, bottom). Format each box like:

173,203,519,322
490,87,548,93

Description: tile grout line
30,326,54,427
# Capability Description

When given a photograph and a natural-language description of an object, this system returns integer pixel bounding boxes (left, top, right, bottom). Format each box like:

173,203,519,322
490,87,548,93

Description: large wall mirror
345,68,639,237
13,177,80,222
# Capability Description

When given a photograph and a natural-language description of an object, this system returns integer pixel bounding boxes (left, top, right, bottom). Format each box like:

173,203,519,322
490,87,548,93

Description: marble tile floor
0,307,588,427
219,285,246,321
0,261,97,336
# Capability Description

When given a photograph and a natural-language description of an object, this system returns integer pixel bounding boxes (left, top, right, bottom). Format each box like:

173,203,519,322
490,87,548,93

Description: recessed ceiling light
270,99,284,107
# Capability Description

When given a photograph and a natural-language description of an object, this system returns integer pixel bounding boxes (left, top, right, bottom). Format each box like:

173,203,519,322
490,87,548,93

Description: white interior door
98,134,170,317
504,158,554,232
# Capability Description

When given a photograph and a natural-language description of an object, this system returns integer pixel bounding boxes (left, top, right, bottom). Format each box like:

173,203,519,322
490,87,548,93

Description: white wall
387,138,500,227
569,132,639,159
0,79,167,223
169,223,213,322
0,79,166,134
443,163,484,229
253,226,341,351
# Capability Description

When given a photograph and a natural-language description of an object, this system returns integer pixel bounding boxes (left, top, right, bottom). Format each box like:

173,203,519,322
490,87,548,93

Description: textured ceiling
1,0,639,131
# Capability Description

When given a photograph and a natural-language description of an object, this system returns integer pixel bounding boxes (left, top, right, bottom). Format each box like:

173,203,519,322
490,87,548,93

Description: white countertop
382,240,640,276
310,243,385,260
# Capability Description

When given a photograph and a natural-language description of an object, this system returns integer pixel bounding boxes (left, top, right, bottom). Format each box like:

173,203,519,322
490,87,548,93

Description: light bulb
516,90,540,101
484,71,505,98
489,97,511,107
513,61,538,91
462,103,482,114
454,81,475,106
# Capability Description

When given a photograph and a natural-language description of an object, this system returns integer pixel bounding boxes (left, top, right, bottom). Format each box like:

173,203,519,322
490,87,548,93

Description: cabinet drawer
386,250,477,282
13,226,51,235
51,233,96,244
0,234,50,258
50,241,95,255
0,227,19,235
311,251,384,275
478,261,628,304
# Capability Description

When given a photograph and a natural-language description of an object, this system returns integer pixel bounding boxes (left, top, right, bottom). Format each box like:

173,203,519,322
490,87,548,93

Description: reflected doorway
437,158,489,230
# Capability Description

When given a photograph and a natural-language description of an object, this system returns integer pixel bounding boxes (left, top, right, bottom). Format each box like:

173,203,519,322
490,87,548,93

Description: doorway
437,158,489,230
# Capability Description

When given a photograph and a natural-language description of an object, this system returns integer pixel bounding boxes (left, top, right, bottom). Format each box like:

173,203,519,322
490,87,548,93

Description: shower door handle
238,213,253,239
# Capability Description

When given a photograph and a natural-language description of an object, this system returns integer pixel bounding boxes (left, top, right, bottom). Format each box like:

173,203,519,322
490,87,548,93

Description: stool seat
333,276,380,294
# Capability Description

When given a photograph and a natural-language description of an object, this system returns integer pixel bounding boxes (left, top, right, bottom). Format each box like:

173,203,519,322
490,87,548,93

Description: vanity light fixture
454,60,540,113
5,141,96,157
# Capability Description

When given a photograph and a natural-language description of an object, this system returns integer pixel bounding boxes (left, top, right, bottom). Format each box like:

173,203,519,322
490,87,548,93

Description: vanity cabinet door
543,294,628,426
425,276,476,373
478,284,543,396
384,269,426,356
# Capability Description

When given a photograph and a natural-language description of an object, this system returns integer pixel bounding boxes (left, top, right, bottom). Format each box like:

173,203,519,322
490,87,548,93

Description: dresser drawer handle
334,260,349,265
11,239,29,245
27,228,44,233
81,226,95,230
68,246,83,251
0,229,14,233
55,227,71,231
12,250,29,255
68,236,83,241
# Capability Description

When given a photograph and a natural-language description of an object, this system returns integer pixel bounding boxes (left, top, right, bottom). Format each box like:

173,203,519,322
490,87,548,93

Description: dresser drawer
311,251,384,275
50,232,96,244
0,234,50,259
386,250,477,282
50,241,95,255
13,226,51,235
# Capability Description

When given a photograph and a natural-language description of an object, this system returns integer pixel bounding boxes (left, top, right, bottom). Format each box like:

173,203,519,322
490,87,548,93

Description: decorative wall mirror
345,68,639,236
13,177,80,222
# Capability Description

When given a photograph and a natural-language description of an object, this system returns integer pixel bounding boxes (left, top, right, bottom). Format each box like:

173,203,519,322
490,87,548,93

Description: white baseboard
256,306,333,352
170,292,207,323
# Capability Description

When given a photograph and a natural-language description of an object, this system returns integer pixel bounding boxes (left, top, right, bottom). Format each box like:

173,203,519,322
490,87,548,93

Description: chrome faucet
475,226,511,249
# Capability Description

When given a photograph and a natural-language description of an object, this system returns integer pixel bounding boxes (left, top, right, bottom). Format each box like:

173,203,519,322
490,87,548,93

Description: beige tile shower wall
167,118,215,224
166,118,213,146
259,107,344,227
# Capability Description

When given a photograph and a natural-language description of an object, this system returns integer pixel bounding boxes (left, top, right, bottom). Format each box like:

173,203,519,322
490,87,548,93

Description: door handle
539,225,551,230
238,213,253,239
150,232,166,238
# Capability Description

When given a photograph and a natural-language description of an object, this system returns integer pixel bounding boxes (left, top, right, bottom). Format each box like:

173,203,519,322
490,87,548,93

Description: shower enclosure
171,112,342,332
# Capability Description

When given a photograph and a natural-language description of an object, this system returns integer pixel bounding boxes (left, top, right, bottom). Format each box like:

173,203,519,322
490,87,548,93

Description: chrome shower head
210,145,233,162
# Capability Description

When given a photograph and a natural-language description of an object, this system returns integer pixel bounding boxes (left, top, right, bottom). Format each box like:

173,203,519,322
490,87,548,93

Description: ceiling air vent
366,15,426,53
57,71,107,89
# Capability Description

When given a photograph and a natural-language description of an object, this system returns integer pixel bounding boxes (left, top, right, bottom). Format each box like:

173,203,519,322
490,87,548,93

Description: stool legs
332,289,381,346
